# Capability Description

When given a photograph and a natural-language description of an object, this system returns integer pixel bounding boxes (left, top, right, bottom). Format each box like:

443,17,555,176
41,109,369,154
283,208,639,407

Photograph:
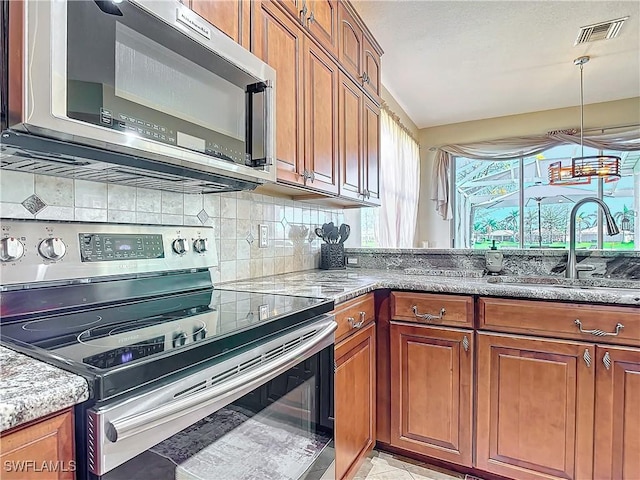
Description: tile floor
353,450,469,480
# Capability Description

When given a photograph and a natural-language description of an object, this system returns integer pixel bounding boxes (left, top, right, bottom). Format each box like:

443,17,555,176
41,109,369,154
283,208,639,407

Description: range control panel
0,220,217,286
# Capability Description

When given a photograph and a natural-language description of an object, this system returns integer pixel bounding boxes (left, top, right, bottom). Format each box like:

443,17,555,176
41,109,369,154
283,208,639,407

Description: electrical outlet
259,224,268,248
346,257,358,265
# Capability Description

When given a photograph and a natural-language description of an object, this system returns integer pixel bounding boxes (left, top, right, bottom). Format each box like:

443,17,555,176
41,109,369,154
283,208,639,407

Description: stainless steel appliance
2,0,276,192
0,219,336,480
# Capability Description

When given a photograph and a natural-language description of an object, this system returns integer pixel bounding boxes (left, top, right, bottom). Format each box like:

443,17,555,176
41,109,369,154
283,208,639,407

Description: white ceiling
352,1,640,129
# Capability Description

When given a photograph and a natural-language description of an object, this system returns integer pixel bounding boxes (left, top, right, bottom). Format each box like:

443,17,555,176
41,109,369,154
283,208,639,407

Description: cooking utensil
314,227,326,241
338,224,350,244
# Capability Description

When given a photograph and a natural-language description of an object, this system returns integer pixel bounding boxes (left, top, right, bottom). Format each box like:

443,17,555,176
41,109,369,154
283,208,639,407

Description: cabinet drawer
479,297,640,347
334,293,375,342
391,292,473,328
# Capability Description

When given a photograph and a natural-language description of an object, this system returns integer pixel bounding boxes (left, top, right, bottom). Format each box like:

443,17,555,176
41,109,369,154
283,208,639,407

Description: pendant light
569,56,621,181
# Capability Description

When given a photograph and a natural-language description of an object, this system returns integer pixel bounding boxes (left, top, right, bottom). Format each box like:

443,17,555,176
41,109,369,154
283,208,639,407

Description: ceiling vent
575,17,629,45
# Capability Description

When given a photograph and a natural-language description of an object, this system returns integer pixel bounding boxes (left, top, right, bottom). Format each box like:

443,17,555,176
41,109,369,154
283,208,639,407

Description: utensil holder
320,243,345,270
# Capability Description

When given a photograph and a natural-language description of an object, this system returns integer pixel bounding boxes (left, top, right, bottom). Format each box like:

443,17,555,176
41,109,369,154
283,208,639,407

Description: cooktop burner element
22,315,104,332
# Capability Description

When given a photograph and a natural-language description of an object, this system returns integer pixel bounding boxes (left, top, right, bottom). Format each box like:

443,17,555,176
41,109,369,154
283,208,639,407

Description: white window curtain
378,109,421,248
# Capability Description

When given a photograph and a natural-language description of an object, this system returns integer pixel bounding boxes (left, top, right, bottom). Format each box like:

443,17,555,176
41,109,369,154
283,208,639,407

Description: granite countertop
0,346,89,432
218,268,640,306
1,267,636,433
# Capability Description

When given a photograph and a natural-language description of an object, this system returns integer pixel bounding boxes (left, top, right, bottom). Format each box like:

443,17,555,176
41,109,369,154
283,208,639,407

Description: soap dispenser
485,240,503,274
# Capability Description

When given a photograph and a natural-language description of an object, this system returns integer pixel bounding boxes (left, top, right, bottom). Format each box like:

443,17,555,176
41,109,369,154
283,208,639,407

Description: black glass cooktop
1,286,333,400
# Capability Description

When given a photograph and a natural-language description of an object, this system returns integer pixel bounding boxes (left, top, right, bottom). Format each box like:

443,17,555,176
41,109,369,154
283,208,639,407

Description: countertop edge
0,346,89,433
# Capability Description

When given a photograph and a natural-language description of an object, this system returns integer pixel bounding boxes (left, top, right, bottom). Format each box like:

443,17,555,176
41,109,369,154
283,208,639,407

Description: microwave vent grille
0,131,259,194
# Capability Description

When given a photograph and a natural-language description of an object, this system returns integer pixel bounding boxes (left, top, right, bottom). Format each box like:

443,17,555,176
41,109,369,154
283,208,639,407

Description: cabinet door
594,345,640,480
303,38,339,194
0,409,75,480
390,323,473,466
476,332,595,480
338,73,363,201
276,0,303,21
254,2,305,186
363,97,380,205
190,0,248,48
305,0,337,55
335,322,376,480
337,3,362,83
362,36,380,99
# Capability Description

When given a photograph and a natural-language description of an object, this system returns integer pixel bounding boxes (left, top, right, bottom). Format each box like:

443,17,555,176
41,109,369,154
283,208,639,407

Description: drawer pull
412,305,446,322
462,336,470,352
347,313,365,329
574,319,624,337
603,352,612,370
583,349,591,368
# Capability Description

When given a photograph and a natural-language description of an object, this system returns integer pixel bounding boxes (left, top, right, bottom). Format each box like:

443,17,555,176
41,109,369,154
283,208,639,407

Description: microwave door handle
106,319,337,443
245,81,272,168
263,79,274,167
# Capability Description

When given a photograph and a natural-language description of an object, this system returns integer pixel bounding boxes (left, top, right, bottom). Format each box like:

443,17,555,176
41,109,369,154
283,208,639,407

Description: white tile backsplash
0,171,34,203
35,175,74,207
136,188,162,213
108,185,136,211
1,170,340,282
75,180,107,209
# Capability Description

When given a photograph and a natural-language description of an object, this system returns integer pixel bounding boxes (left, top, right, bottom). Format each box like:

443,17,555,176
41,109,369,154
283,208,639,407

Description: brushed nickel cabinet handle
300,3,308,19
308,11,315,24
462,336,469,352
583,349,591,367
603,351,612,370
309,170,315,183
574,319,624,337
412,305,446,322
347,316,364,329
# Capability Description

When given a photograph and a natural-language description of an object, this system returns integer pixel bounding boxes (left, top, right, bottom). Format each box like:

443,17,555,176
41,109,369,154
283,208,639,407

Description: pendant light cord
579,61,584,158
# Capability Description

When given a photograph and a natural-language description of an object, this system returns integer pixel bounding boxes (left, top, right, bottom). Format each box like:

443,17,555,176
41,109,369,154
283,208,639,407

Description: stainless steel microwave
5,0,276,186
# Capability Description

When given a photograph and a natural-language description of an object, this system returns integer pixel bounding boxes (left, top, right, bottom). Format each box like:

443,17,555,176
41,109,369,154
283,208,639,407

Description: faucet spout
566,197,619,279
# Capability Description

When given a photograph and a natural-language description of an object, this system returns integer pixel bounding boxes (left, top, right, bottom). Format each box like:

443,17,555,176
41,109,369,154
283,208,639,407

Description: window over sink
453,145,639,250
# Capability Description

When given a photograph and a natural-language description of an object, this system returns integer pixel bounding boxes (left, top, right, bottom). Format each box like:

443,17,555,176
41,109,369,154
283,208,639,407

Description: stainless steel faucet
566,197,620,279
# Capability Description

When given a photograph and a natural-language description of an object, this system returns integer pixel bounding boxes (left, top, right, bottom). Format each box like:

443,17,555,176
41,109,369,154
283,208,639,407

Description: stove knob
193,326,207,342
172,332,187,348
193,238,208,253
38,237,67,261
172,238,188,255
0,237,25,262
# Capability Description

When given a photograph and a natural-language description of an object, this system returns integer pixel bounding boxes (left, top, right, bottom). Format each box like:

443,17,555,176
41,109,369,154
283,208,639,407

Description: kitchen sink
487,275,639,291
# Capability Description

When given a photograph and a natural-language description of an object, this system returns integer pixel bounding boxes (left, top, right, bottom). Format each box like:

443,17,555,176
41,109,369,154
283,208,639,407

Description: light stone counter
0,346,89,432
218,269,640,306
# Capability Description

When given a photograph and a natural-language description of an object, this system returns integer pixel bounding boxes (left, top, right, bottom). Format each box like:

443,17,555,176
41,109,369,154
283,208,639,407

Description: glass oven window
99,349,334,480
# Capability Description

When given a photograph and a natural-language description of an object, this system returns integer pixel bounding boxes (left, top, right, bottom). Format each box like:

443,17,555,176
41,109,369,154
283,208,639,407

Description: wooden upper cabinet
305,0,338,55
189,0,249,49
363,97,380,204
594,345,640,480
253,2,305,186
338,73,363,201
303,38,339,194
390,323,474,467
1,409,75,480
362,35,381,99
276,0,304,19
476,332,595,480
335,322,376,480
338,3,363,83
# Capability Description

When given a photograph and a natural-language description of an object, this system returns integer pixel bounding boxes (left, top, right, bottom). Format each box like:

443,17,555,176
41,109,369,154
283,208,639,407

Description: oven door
11,0,275,181
86,315,336,480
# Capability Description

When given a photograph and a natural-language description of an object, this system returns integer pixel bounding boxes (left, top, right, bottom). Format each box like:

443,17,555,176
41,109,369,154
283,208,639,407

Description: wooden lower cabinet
476,332,595,480
389,322,473,466
335,321,376,480
0,409,75,480
594,345,640,480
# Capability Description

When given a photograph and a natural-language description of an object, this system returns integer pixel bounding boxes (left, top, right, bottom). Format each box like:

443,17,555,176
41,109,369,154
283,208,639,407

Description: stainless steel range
0,219,336,480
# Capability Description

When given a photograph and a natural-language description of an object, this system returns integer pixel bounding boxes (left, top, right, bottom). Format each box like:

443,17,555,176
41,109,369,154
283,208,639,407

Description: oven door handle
106,319,337,443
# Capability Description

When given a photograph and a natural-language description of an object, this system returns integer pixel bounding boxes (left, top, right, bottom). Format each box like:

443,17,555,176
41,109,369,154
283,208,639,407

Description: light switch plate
259,224,268,248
